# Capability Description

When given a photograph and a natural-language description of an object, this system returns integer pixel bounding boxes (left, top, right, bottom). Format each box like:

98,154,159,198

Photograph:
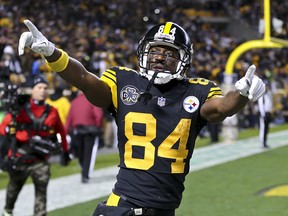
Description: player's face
31,83,48,101
148,46,180,74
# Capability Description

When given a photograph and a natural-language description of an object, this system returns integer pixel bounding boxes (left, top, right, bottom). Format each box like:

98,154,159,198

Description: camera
30,135,61,156
0,82,30,116
0,63,30,115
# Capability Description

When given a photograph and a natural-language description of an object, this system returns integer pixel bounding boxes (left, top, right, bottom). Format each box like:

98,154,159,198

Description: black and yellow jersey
100,66,222,209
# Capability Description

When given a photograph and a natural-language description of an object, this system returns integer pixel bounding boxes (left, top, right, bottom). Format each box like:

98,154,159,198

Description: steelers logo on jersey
183,96,199,113
120,85,140,105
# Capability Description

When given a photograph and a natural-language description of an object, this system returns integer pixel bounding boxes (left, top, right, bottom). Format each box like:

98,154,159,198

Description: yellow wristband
47,49,69,72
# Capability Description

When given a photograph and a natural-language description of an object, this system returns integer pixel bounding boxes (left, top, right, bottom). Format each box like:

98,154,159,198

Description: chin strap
138,72,158,105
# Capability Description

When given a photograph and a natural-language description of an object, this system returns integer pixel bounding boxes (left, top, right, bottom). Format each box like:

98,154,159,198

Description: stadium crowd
0,0,287,134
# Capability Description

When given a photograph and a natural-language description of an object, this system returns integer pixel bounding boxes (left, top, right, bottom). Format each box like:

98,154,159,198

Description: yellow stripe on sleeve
100,69,118,111
207,90,222,99
210,87,221,92
206,86,223,101
103,69,116,82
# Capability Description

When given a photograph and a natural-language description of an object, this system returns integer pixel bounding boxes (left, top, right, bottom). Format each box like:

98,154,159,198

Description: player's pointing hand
18,19,55,56
235,65,265,101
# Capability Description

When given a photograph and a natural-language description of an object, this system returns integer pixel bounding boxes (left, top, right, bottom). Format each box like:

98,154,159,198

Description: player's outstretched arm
18,19,112,108
201,65,265,122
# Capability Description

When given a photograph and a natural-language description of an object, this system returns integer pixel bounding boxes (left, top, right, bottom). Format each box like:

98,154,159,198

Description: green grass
0,124,287,189
0,153,119,189
194,123,288,148
50,153,119,177
1,123,286,188
49,197,108,216
177,146,288,216
48,145,288,216
1,123,288,215
237,123,288,139
48,196,108,216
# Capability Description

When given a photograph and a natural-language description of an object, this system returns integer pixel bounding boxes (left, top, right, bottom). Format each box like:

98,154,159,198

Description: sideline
0,130,287,216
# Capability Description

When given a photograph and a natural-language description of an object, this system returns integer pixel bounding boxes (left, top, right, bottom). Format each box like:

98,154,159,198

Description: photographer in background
0,75,70,216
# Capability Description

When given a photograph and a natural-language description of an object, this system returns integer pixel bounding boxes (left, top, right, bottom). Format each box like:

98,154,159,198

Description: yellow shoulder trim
100,69,118,111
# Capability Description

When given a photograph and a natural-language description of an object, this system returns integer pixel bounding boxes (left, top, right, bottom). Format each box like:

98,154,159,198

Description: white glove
18,19,55,56
235,65,265,102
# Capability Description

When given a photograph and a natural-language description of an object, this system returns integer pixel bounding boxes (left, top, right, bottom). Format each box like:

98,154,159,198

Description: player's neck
155,79,179,93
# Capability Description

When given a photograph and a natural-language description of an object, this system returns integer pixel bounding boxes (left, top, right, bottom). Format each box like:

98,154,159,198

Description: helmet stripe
163,22,172,34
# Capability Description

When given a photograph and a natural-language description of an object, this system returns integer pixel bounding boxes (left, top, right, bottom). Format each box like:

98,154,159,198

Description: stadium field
47,145,288,216
47,126,288,216
1,124,287,215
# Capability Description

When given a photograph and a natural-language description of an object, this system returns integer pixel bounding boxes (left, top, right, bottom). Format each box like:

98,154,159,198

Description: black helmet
137,22,193,84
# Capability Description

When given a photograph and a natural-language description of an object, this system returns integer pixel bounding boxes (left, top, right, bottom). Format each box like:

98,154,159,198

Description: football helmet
137,22,193,84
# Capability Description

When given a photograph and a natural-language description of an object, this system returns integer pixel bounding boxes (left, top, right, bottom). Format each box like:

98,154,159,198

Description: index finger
23,19,42,38
244,65,256,81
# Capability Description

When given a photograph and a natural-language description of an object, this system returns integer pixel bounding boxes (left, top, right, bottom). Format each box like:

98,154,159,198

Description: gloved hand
60,151,71,167
2,158,17,173
235,65,265,102
18,19,55,56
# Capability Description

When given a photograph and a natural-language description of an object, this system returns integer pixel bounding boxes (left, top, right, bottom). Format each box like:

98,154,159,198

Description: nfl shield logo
157,97,166,107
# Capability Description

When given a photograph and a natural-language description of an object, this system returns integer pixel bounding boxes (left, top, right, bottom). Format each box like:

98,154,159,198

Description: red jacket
65,93,104,133
0,98,68,157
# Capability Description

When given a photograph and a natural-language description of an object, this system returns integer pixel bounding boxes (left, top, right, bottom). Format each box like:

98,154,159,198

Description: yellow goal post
225,0,288,75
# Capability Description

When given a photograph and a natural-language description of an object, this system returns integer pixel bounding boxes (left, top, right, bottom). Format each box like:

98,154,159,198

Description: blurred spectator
65,91,104,183
207,122,220,143
2,45,22,75
258,83,273,148
31,54,43,77
46,87,71,125
102,109,115,148
1,45,24,85
0,0,286,136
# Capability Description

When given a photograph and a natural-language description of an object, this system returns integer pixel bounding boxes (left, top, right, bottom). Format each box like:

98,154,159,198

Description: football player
18,20,265,216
